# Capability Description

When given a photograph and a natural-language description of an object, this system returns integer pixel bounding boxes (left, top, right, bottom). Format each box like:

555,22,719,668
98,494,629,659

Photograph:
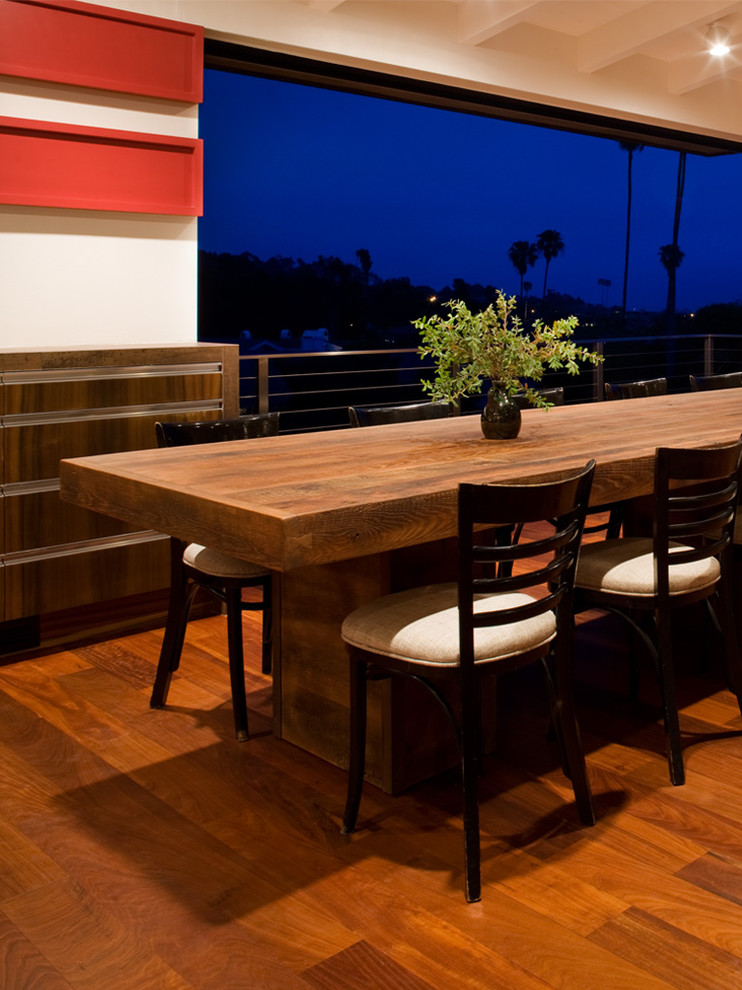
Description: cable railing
237,334,742,432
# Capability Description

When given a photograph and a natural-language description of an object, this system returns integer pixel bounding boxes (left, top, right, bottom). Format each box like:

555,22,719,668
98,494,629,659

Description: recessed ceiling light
706,22,731,57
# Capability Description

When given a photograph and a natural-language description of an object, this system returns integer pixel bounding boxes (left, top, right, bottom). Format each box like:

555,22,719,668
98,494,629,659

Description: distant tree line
199,243,739,350
199,249,438,347
199,247,620,348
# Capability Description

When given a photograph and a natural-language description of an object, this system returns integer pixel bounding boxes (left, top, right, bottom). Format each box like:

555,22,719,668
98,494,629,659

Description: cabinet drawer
3,485,142,553
3,365,224,414
4,414,213,483
3,535,170,620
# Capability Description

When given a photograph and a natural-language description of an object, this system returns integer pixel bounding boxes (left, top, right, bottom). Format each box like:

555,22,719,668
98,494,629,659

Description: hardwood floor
2,599,742,988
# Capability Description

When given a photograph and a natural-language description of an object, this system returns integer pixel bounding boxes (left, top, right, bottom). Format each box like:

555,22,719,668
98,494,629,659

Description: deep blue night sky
199,67,742,314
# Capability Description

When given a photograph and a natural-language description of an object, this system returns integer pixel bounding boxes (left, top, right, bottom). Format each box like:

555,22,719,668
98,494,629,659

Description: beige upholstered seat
183,544,268,580
342,585,556,666
576,538,720,597
341,462,596,903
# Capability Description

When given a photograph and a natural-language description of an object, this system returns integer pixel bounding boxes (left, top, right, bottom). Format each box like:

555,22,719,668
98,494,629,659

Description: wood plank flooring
2,598,742,988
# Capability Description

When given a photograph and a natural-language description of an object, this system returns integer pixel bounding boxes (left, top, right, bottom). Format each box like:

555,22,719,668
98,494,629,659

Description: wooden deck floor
2,600,742,989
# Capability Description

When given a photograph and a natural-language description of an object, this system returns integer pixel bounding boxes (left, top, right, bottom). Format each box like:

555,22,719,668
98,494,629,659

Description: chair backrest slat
471,588,566,629
605,378,667,400
155,413,280,448
513,387,565,409
348,401,449,428
690,372,742,391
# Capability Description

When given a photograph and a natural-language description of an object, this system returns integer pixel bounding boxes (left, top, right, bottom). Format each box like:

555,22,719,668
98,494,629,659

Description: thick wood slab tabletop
59,390,742,571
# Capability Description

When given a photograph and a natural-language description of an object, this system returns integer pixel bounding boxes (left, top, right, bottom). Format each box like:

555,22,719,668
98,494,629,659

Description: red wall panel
0,116,203,214
0,0,203,102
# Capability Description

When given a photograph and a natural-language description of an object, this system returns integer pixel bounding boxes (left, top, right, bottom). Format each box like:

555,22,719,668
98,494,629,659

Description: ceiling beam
458,0,540,46
578,0,736,73
669,44,742,92
307,0,346,12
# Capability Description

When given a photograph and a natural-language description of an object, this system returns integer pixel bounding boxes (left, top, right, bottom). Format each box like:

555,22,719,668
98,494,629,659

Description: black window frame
205,38,742,158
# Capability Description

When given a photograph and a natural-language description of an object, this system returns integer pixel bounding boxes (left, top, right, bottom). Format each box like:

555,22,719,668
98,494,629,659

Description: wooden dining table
59,389,742,792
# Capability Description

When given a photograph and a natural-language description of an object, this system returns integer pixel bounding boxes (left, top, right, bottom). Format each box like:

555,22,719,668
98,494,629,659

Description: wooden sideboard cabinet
0,344,239,654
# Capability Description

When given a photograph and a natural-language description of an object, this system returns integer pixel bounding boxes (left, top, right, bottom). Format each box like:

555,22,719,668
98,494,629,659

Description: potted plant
413,291,602,439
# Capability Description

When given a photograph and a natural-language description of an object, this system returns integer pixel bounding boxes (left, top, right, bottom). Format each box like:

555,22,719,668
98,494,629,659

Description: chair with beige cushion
151,413,279,741
574,441,742,785
602,378,669,535
340,461,596,902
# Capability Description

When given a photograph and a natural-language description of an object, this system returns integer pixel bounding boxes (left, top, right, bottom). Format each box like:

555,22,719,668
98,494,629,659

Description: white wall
0,66,199,348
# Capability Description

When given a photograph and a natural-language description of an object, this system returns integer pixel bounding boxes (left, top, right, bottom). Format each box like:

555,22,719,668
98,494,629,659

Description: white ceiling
303,0,742,95
113,0,742,144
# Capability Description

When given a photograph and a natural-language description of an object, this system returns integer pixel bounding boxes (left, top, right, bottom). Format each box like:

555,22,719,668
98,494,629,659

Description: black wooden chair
692,374,742,548
604,378,667,400
151,413,279,741
348,400,449,427
513,383,618,539
340,461,596,902
574,441,742,785
513,386,565,409
690,372,742,391
602,378,668,534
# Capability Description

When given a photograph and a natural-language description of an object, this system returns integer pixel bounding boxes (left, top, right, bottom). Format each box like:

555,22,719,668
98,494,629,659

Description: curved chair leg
715,566,742,712
225,587,249,741
655,608,685,786
151,543,199,709
260,575,273,676
342,653,368,835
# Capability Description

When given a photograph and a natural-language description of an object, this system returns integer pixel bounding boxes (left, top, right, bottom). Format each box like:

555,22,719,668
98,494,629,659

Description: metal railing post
704,336,714,377
257,356,270,413
593,341,604,401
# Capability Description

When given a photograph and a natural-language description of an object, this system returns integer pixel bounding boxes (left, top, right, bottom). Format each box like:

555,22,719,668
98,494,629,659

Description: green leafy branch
414,292,602,408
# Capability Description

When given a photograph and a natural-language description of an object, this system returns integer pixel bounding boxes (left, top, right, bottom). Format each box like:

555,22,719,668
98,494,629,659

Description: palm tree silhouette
355,247,372,285
659,244,685,315
536,229,565,298
661,151,687,333
507,241,539,296
507,240,539,315
618,141,644,315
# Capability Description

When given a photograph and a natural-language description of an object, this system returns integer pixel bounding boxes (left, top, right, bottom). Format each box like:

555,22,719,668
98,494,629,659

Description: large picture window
198,45,742,427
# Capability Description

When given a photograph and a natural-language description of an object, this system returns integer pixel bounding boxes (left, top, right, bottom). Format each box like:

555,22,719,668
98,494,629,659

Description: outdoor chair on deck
690,372,742,391
340,462,596,902
348,400,449,427
604,378,667,400
151,413,279,741
574,441,742,785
